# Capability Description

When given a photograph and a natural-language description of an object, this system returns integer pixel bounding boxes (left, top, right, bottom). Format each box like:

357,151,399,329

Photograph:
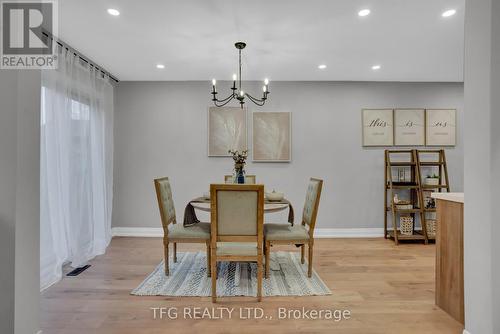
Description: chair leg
300,244,305,264
265,241,271,279
164,240,169,276
308,242,313,278
257,255,263,302
211,249,217,303
206,242,211,277
173,242,177,263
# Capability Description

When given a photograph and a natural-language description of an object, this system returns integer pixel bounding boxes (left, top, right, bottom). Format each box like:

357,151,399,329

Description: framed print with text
394,109,425,146
362,109,394,146
425,109,456,146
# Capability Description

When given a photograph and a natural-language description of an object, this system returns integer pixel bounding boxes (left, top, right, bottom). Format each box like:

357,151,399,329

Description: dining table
183,196,294,227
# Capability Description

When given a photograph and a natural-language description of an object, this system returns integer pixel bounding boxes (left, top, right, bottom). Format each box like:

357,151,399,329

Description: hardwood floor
40,237,463,334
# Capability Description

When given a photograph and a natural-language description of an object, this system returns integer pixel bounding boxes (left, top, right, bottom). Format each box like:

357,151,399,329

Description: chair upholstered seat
216,242,258,256
264,223,309,241
169,222,210,239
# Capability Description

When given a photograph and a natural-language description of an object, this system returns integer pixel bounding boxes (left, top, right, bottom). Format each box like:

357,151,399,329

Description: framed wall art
362,109,394,146
425,109,456,146
207,106,247,156
252,112,291,162
394,109,425,146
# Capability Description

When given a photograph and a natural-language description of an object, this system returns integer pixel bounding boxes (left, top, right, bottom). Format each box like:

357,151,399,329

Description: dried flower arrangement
228,149,248,174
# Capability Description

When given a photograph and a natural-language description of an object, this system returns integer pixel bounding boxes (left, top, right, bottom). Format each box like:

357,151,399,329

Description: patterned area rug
131,251,331,297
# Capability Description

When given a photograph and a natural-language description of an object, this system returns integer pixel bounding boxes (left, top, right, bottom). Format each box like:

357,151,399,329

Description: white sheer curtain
40,47,114,290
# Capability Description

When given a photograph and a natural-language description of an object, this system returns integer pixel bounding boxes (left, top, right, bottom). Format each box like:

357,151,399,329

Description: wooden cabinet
433,194,464,324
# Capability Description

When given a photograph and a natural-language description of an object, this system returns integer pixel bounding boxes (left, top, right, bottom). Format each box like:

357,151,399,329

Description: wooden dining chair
154,177,211,277
264,178,323,278
210,184,264,302
224,175,256,184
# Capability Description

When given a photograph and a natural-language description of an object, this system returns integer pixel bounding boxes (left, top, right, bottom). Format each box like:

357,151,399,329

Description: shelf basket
426,219,437,237
400,216,414,235
395,200,413,210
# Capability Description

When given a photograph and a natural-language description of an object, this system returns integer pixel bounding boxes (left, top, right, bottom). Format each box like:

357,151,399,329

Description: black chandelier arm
245,92,267,106
212,92,235,103
213,94,236,107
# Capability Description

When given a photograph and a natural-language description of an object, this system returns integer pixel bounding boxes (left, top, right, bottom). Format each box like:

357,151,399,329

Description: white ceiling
59,0,465,82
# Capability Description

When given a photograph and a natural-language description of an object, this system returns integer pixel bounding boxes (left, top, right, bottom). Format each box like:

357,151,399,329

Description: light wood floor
40,237,463,334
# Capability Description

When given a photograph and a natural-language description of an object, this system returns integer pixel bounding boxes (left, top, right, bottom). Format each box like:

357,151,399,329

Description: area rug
131,251,331,297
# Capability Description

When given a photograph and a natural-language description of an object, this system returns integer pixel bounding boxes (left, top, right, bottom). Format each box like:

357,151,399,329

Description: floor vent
66,265,91,276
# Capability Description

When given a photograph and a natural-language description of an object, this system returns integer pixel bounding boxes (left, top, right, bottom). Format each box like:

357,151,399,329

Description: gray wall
0,70,41,334
492,2,500,331
0,70,19,334
113,81,464,230
464,0,497,333
15,71,41,334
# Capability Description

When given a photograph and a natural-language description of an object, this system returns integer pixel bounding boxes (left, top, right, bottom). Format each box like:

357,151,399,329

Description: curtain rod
42,31,119,83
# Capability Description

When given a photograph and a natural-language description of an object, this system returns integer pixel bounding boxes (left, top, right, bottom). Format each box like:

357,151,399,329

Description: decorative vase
235,169,245,184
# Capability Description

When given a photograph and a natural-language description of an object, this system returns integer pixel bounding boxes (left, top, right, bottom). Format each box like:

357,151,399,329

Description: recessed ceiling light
358,9,371,17
107,8,120,16
318,64,327,69
442,9,456,17
372,65,381,70
156,64,165,69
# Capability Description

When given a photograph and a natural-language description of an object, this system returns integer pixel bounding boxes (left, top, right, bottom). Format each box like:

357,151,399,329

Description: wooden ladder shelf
384,150,427,245
415,149,451,241
384,149,451,245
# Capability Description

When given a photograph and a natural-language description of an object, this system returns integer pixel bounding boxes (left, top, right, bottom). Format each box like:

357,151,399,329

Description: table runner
183,197,294,227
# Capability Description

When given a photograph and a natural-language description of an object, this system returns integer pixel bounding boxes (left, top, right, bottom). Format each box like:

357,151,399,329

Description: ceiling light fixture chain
211,42,269,108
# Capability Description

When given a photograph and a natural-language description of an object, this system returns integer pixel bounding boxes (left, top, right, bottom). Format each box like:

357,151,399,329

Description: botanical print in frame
252,112,291,162
394,109,425,146
207,107,247,156
425,109,456,146
362,109,394,146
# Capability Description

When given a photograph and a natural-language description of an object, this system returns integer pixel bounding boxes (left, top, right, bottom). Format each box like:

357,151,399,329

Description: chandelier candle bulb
232,74,237,81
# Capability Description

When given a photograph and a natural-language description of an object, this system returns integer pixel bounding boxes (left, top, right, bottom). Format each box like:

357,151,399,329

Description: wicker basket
400,216,414,235
426,219,437,237
395,200,413,210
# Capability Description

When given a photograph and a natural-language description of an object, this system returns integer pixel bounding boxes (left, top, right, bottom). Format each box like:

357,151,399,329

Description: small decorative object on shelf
425,174,440,185
396,167,411,182
229,149,248,184
424,195,436,209
400,216,414,235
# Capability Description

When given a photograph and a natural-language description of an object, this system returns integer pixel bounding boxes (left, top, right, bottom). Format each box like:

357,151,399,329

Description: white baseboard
112,227,384,238
112,227,164,237
463,330,471,334
314,228,384,238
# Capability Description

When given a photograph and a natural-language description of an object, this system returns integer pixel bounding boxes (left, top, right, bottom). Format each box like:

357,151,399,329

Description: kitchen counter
431,192,464,203
432,192,464,325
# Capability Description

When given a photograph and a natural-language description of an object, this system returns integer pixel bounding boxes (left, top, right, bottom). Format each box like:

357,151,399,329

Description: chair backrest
302,178,323,233
154,177,176,229
224,175,256,184
210,184,264,245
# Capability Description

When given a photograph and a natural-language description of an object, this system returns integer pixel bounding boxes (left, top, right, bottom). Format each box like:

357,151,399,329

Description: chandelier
211,42,269,108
